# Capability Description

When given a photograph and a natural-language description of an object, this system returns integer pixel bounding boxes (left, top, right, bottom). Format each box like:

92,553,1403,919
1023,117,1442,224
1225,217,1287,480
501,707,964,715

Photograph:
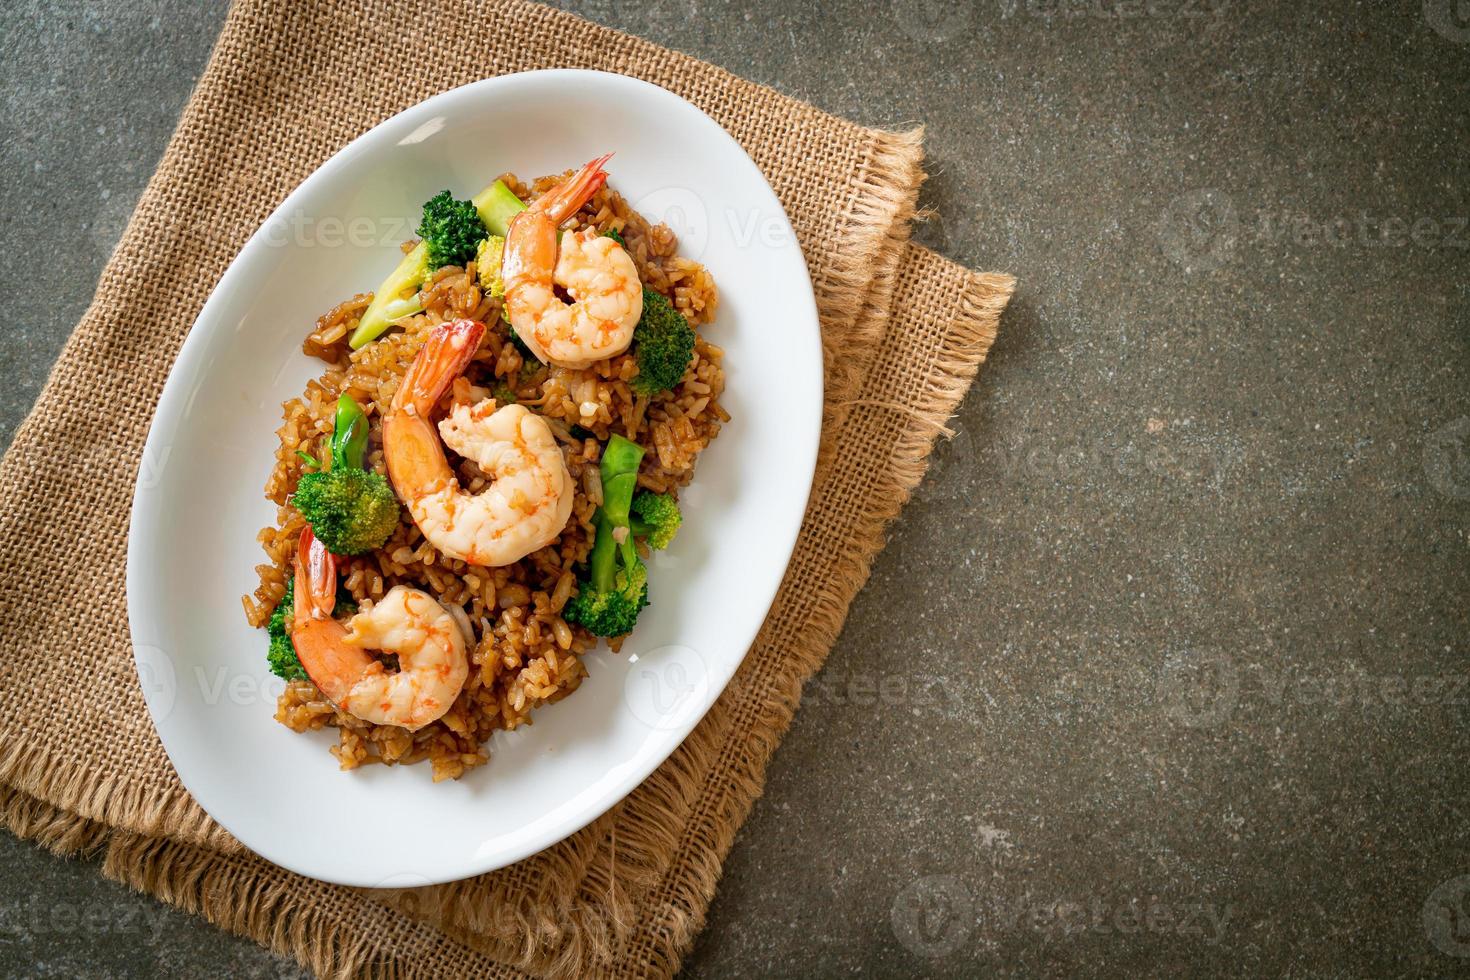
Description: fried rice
240,171,725,781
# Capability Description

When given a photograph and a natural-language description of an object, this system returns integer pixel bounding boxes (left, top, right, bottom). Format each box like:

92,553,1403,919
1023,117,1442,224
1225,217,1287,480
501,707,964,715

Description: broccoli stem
587,512,618,593
586,434,644,592
472,180,527,237
331,395,370,470
350,240,429,349
600,434,643,527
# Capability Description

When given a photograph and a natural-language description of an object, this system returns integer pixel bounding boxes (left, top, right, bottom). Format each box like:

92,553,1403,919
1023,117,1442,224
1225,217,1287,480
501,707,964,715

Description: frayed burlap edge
0,783,520,979
0,785,113,859
104,832,516,980
819,125,926,434
0,738,239,853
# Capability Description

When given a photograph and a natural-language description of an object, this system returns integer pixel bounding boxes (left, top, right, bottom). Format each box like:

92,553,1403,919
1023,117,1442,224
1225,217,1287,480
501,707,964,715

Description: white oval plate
126,70,821,887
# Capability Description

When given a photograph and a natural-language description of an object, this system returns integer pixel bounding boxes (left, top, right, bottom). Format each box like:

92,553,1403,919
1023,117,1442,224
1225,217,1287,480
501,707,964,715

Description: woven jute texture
0,1,1013,976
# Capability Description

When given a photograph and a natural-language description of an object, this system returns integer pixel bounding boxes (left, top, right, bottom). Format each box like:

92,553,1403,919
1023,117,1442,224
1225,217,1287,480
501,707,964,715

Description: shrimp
291,528,468,732
383,318,575,566
502,154,644,369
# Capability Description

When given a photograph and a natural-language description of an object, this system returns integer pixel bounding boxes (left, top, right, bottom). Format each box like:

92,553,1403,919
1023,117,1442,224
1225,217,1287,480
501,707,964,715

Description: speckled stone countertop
2,1,1467,976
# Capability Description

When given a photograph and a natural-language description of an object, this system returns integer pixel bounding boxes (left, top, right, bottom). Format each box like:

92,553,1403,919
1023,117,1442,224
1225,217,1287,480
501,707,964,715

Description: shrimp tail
530,153,613,224
392,319,486,415
291,526,376,707
295,526,337,619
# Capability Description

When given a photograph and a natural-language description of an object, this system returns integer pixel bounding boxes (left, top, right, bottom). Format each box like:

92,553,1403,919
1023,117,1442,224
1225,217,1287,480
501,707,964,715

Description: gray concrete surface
2,0,1467,976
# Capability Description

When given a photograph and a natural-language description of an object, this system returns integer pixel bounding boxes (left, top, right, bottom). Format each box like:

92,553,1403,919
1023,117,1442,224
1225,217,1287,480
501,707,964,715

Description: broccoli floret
418,190,487,270
475,235,506,298
265,577,358,681
630,289,696,396
491,381,517,405
602,227,626,247
630,491,682,550
564,435,651,637
563,515,648,637
291,395,399,555
266,578,304,680
293,469,398,555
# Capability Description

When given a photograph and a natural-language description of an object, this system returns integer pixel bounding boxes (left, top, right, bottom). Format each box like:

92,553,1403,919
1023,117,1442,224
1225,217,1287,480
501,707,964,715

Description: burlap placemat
0,1,1013,976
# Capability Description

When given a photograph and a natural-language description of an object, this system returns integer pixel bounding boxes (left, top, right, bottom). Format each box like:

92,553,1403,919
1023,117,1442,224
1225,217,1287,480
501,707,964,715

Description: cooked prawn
502,154,643,369
291,527,468,732
384,318,574,566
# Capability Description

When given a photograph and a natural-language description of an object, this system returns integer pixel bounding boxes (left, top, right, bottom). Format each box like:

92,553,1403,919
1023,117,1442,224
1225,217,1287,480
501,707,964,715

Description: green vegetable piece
564,515,649,638
293,468,399,557
564,435,650,637
266,578,305,681
472,179,528,237
332,393,370,469
418,190,488,270
475,235,507,298
599,435,644,528
291,395,399,555
265,577,357,681
630,491,682,550
630,289,696,396
350,241,431,348
602,227,626,247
